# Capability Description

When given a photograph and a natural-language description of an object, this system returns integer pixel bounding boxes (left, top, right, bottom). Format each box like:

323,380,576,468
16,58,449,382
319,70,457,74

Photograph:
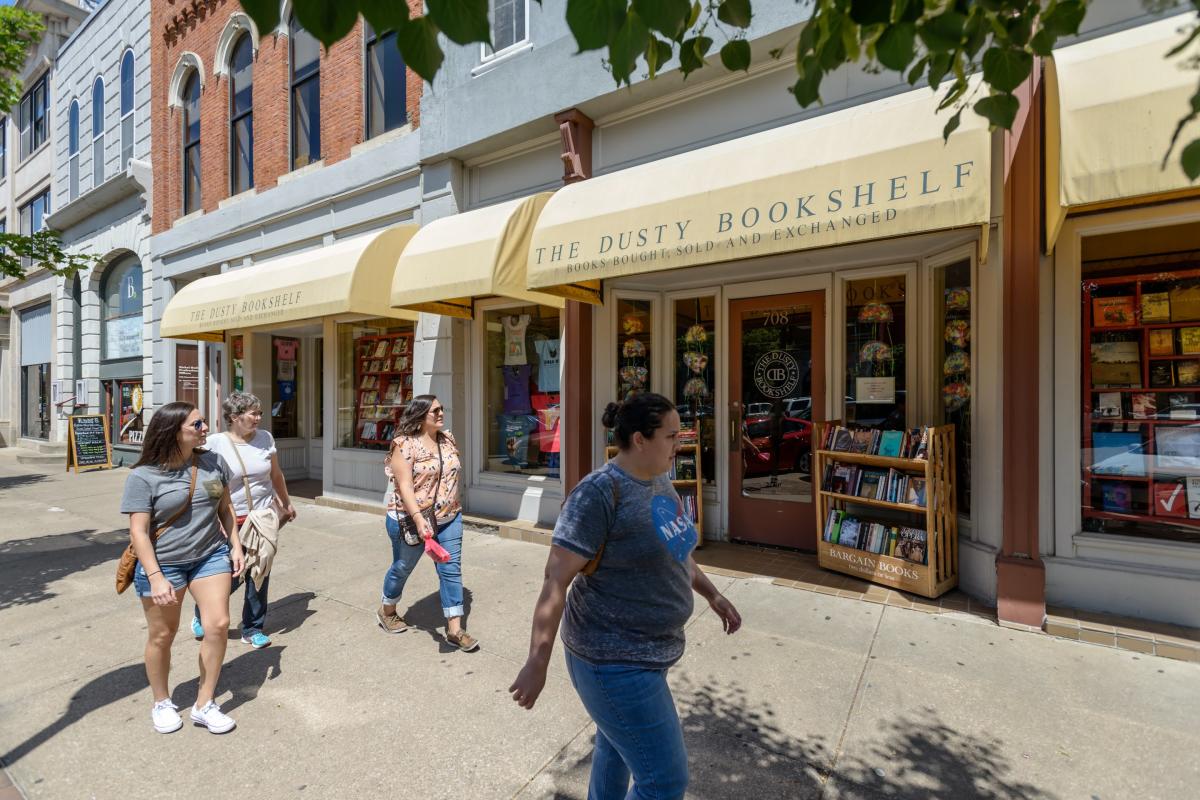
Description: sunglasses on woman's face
189,419,207,431
428,407,444,417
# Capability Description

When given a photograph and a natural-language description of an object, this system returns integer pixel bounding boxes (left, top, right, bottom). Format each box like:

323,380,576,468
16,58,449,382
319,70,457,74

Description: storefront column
563,300,593,491
997,69,1047,627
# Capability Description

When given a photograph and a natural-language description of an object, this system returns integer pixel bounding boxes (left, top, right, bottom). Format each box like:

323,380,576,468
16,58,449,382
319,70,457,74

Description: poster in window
105,315,142,360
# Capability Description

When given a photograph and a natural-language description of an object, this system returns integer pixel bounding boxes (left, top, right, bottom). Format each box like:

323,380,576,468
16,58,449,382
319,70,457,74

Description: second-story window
229,32,254,194
68,100,80,200
1,117,7,178
289,15,321,170
486,0,527,57
182,72,201,215
120,49,135,170
19,189,49,266
18,73,49,159
92,77,105,187
365,23,406,139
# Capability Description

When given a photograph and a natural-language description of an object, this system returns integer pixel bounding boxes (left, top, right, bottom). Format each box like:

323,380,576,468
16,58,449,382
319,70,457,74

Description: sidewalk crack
817,605,886,796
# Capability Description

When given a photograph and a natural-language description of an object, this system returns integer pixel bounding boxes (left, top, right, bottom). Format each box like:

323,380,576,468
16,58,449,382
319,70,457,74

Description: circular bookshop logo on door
753,351,800,399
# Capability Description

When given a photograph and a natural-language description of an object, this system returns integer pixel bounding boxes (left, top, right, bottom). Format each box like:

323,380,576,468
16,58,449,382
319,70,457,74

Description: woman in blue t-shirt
509,393,742,800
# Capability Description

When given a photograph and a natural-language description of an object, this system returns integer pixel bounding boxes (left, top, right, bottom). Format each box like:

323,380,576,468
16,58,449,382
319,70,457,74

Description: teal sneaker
241,631,271,649
191,617,204,639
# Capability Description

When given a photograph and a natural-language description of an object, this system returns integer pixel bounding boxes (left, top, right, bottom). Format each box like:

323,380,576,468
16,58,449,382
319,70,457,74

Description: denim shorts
133,543,231,597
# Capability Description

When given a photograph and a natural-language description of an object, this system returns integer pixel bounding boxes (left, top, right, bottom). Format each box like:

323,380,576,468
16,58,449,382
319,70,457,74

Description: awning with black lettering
526,82,993,302
1045,15,1200,253
390,193,564,319
160,226,419,341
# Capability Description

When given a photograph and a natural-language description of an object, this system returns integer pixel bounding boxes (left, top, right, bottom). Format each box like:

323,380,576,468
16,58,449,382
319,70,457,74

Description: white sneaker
151,699,182,734
190,700,236,734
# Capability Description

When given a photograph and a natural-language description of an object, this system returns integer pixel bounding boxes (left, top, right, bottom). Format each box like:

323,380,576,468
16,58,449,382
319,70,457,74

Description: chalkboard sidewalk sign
67,414,112,473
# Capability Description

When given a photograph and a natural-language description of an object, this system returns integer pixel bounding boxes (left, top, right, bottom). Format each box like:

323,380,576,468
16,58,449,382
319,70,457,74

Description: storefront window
484,304,561,477
231,335,244,392
935,261,972,513
102,256,142,361
272,336,300,439
336,318,415,449
1082,267,1200,544
672,296,716,484
21,363,50,439
314,337,324,439
114,379,144,444
844,276,906,429
616,297,652,401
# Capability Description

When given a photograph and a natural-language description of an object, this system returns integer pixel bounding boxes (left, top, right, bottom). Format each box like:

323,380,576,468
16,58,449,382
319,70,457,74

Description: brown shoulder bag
115,456,199,594
562,470,620,576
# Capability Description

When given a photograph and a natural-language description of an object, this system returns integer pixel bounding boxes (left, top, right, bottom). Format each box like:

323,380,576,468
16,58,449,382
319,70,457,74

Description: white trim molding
214,13,261,78
167,52,205,109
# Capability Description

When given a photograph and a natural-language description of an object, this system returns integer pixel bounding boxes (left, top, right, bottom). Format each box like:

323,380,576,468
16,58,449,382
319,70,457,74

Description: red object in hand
425,538,451,563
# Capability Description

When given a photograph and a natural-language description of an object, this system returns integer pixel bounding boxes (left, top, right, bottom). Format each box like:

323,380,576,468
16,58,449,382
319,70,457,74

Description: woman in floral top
377,395,477,651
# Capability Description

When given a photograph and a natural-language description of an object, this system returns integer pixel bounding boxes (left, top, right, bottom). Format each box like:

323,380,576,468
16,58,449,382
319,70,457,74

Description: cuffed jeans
564,650,689,800
382,512,464,618
194,571,270,635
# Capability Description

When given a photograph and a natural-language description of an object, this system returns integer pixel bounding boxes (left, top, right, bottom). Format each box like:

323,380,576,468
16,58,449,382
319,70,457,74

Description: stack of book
680,492,699,523
822,464,927,506
821,425,930,460
823,509,928,565
669,453,697,481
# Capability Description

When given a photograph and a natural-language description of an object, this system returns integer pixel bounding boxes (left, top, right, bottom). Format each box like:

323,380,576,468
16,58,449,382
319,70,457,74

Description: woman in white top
192,391,296,648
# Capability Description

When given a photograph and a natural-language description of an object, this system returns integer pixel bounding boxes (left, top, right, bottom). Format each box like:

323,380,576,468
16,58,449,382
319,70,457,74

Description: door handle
729,403,740,448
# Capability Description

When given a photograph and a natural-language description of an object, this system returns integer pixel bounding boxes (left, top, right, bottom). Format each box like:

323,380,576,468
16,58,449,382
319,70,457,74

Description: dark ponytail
603,392,675,449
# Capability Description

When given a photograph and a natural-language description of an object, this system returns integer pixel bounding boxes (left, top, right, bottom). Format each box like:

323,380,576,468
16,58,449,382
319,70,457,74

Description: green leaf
427,0,490,46
1041,0,1086,37
720,39,752,71
679,35,712,76
609,10,650,84
963,7,987,57
688,1,701,30
974,92,1020,130
927,52,952,90
292,0,358,50
1030,27,1056,57
848,0,890,27
982,46,1033,94
942,108,963,141
918,11,966,53
717,0,752,29
633,0,690,38
1181,139,1200,181
238,0,281,37
905,55,928,86
875,22,915,71
567,0,629,52
818,24,848,70
792,54,823,106
798,18,818,56
396,17,445,84
358,0,411,33
645,36,673,77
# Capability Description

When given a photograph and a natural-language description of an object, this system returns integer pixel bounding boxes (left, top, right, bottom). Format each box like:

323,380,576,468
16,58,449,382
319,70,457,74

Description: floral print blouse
384,431,462,523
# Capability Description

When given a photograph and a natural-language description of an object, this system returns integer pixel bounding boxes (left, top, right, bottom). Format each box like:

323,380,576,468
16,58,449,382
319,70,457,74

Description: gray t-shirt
553,462,699,669
120,450,230,565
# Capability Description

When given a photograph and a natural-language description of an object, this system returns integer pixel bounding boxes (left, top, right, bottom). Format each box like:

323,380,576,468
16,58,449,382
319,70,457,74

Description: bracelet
146,570,162,579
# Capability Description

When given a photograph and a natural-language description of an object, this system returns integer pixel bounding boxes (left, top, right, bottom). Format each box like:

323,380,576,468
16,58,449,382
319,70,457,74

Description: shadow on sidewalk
402,587,475,653
532,677,1053,800
0,473,51,491
0,529,128,610
0,646,285,766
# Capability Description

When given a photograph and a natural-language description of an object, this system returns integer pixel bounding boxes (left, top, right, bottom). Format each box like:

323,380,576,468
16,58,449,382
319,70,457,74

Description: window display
336,319,416,450
485,305,561,477
1082,267,1200,543
271,336,300,439
673,296,716,484
115,380,144,445
844,276,906,429
935,261,972,514
617,298,652,401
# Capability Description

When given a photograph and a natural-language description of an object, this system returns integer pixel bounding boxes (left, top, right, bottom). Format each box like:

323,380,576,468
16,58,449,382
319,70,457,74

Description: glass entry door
728,292,825,548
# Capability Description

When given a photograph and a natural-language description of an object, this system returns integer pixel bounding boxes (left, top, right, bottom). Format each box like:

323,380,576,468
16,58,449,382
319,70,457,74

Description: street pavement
0,452,1197,800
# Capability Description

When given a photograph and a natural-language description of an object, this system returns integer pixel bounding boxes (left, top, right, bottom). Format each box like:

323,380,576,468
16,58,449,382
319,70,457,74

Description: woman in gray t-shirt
119,402,244,735
509,393,742,800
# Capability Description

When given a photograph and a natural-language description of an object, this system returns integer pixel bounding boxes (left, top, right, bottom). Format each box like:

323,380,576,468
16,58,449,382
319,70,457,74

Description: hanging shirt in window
275,339,299,360
503,365,532,414
503,314,531,365
534,338,561,392
532,392,560,453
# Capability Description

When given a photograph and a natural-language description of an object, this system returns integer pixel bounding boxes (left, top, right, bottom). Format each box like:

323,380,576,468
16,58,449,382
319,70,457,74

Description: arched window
229,33,254,194
102,255,142,361
182,72,201,214
365,22,406,139
68,99,80,200
91,77,104,187
289,15,320,170
120,49,134,170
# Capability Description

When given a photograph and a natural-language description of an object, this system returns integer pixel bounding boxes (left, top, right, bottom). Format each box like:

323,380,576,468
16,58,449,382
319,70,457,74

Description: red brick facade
151,0,423,234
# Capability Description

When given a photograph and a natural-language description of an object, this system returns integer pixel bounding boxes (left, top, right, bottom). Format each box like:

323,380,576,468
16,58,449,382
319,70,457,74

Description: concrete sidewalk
0,454,1197,799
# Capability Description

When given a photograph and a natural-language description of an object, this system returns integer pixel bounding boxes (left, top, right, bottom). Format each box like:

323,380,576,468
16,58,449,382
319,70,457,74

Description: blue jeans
564,650,689,800
382,513,465,618
133,544,231,597
194,572,270,635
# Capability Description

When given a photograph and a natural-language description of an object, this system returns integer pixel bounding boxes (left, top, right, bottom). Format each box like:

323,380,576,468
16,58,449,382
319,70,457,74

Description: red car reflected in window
741,415,813,477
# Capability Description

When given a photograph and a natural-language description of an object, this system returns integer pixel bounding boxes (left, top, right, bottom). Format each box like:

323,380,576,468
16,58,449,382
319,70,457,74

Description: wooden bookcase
812,422,958,599
1082,269,1200,531
606,442,704,547
354,332,415,448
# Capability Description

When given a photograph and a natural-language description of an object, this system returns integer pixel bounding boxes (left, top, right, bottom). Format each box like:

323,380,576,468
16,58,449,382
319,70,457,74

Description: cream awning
391,192,564,319
527,83,992,301
161,226,419,341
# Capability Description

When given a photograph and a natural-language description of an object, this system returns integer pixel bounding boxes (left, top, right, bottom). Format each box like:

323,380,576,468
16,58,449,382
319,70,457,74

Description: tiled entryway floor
692,541,1200,663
